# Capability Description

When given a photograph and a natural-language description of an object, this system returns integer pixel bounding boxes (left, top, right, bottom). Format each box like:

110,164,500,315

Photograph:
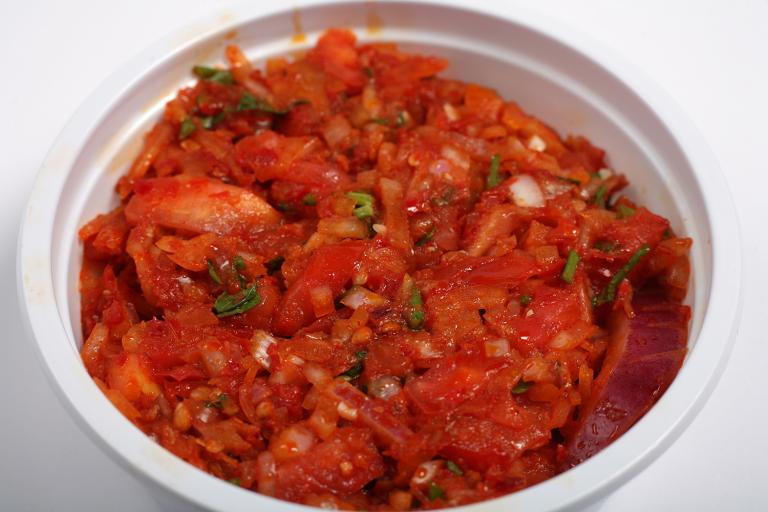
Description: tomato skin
273,241,368,336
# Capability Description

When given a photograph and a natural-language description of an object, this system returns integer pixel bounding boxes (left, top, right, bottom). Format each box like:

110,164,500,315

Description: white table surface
2,0,766,510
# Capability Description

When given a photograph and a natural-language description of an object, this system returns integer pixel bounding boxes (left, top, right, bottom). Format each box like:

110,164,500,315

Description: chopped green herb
228,478,241,486
445,460,463,476
396,111,407,128
406,285,426,330
231,255,247,288
485,153,502,189
595,244,651,305
594,185,608,209
363,66,374,78
512,380,532,394
432,187,455,207
663,227,673,239
593,240,616,253
192,65,234,85
265,256,285,275
561,250,580,284
302,193,317,206
338,350,368,380
371,117,389,125
204,393,228,409
277,201,293,212
207,259,223,285
558,176,583,185
519,294,533,307
428,482,447,501
415,226,436,247
179,118,196,140
617,204,636,219
213,282,262,317
347,191,375,220
200,111,225,130
237,92,287,114
410,285,423,307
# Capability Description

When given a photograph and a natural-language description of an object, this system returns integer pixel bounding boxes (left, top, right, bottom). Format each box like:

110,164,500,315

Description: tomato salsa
79,29,692,509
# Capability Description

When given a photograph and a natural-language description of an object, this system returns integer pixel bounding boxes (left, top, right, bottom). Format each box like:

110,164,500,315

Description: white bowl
17,1,742,510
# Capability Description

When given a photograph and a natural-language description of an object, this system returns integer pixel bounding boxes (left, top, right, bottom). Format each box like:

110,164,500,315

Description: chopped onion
440,145,470,170
310,284,335,318
341,285,387,310
411,460,440,485
322,115,352,148
337,401,359,421
484,338,510,357
598,167,614,179
201,348,226,376
288,355,305,366
318,217,369,239
372,223,387,235
256,451,276,496
368,376,402,400
508,174,545,207
443,103,459,121
302,363,332,387
414,337,442,359
271,424,316,462
250,329,276,370
527,134,547,152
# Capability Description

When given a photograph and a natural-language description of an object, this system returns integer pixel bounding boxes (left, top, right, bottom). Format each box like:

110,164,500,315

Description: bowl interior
40,1,713,510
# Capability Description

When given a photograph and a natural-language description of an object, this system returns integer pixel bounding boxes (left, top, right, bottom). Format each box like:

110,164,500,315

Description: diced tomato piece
125,176,280,235
274,427,384,501
273,241,368,336
440,416,550,471
234,130,350,189
405,353,507,415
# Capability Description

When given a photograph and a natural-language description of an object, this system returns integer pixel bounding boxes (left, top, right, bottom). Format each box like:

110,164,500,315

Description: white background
2,0,766,510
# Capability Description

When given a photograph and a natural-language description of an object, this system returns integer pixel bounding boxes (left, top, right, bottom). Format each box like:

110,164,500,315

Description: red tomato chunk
79,29,692,510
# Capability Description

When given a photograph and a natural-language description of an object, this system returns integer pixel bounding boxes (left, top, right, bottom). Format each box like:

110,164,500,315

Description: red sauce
79,29,692,509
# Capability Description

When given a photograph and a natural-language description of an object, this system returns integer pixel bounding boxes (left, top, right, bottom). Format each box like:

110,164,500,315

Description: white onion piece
271,424,316,462
256,451,276,496
368,376,402,400
443,103,459,121
542,178,574,199
527,134,547,152
440,145,470,170
484,338,510,357
288,355,306,366
337,401,359,421
598,167,614,179
414,337,442,359
302,362,332,387
411,460,440,486
310,284,334,317
340,285,387,310
508,174,545,207
201,349,226,376
322,116,352,148
372,223,387,235
251,329,276,370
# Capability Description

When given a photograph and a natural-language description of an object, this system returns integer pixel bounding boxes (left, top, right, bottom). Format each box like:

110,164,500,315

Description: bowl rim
17,0,743,511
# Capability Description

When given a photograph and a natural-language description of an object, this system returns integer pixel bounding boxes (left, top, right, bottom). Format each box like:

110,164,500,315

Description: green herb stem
561,250,580,284
595,244,651,305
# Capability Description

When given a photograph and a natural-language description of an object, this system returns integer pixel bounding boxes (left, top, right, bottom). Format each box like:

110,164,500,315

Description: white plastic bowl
17,1,742,510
